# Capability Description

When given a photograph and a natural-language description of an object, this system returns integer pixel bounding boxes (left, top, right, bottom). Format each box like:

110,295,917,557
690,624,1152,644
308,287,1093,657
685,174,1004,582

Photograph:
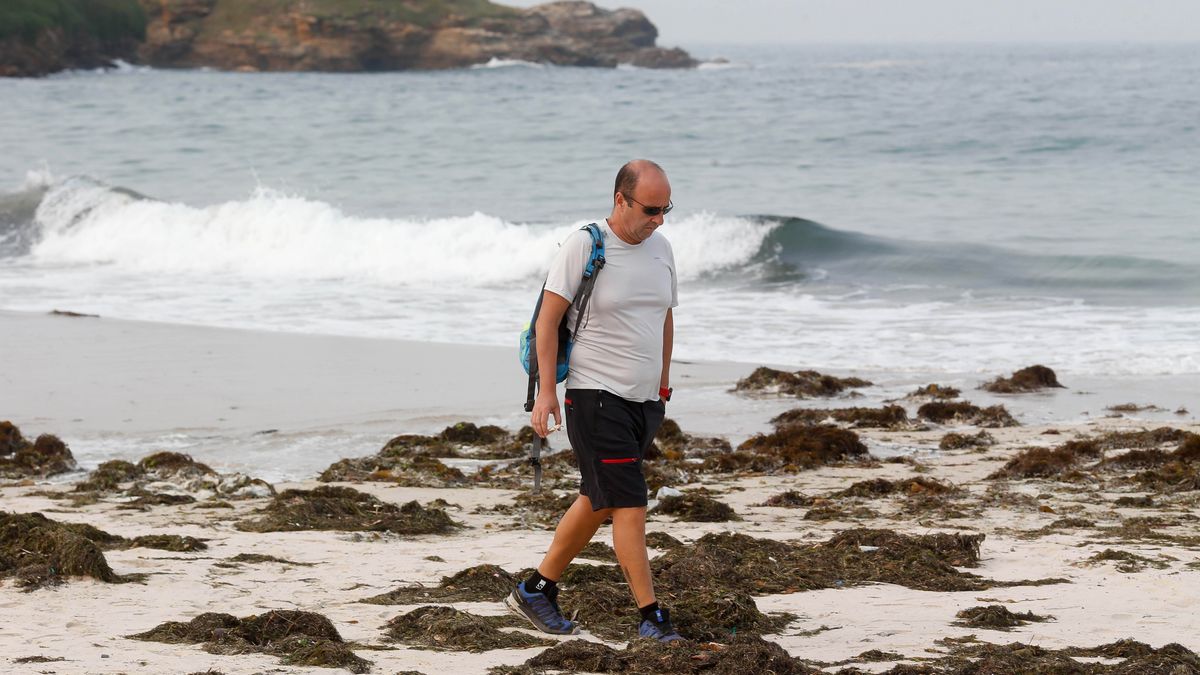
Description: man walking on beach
506,160,680,641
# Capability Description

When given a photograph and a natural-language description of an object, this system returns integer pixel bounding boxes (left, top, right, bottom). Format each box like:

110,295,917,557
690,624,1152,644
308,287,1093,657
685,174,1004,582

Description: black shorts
564,388,666,511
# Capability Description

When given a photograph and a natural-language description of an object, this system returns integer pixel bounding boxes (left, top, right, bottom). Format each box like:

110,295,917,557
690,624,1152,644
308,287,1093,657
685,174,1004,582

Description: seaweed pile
703,424,869,475
235,485,459,535
831,477,958,499
64,451,273,508
650,493,740,522
939,430,996,451
0,511,209,589
0,422,77,479
649,418,731,460
917,401,1019,427
954,604,1052,630
320,423,540,487
989,430,1199,492
363,564,519,604
383,605,551,652
772,405,910,430
130,609,371,672
491,634,815,675
473,490,576,530
734,367,872,398
981,364,1065,393
553,528,1060,642
906,383,962,400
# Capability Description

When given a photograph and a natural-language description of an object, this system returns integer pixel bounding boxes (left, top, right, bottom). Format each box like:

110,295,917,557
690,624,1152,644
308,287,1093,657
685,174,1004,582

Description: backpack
521,222,606,412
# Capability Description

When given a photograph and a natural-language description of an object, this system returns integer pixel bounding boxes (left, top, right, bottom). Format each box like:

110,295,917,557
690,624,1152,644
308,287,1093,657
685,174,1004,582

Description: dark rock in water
130,609,371,673
0,422,77,479
955,604,1052,629
735,367,872,398
982,364,1065,393
235,485,460,534
650,494,739,522
917,401,1018,428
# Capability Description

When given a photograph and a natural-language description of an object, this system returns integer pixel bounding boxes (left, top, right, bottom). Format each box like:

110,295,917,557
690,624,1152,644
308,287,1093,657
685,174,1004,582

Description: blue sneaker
638,607,684,642
505,581,580,635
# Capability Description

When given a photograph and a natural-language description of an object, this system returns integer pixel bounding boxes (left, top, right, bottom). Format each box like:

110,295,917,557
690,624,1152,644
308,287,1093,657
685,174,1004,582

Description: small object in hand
547,423,564,433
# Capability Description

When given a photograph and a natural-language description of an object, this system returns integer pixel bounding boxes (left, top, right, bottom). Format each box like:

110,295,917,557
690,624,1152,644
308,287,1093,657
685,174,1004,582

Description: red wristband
659,386,672,402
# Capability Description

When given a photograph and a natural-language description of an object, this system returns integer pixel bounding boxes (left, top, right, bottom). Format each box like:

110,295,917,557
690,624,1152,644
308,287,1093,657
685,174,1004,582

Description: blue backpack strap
582,222,605,278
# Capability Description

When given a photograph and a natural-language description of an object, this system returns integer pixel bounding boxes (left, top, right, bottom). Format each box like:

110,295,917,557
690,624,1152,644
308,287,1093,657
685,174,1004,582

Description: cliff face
135,0,695,72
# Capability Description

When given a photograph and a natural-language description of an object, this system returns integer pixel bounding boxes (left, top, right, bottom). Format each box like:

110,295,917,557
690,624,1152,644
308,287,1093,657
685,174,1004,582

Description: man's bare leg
611,506,655,606
537,494,613,579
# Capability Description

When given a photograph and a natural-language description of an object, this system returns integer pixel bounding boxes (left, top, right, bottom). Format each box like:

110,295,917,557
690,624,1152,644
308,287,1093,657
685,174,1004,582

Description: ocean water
3,43,1199,379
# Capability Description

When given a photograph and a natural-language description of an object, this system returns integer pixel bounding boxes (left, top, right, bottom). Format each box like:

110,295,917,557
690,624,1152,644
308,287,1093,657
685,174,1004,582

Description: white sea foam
6,177,1199,379
27,178,778,286
471,58,546,69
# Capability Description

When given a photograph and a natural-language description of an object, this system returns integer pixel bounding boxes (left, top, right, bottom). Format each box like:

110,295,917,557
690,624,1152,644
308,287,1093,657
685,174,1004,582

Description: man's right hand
531,391,561,438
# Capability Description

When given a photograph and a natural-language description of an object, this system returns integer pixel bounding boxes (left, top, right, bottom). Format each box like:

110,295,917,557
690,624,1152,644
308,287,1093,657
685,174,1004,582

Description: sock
524,570,558,597
639,601,663,623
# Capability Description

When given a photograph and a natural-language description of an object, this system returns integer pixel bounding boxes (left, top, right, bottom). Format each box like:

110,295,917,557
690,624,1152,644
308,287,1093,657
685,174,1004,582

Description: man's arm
532,290,571,437
660,308,673,394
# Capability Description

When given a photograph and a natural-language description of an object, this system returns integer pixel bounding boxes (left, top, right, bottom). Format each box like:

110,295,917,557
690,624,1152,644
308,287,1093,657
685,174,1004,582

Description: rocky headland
1,0,695,77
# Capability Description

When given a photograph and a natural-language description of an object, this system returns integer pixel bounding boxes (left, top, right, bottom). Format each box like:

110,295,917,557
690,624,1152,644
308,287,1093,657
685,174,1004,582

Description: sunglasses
624,194,674,217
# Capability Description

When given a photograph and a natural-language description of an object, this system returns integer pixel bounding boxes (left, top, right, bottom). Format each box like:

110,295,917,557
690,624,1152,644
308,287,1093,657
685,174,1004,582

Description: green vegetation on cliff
0,0,146,43
202,0,519,33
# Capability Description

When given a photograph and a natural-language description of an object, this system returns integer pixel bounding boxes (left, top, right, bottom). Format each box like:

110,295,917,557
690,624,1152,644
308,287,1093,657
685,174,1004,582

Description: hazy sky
504,0,1200,45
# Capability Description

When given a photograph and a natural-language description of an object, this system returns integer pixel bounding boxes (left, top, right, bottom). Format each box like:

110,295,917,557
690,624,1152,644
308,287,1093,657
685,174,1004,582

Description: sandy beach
3,310,1200,674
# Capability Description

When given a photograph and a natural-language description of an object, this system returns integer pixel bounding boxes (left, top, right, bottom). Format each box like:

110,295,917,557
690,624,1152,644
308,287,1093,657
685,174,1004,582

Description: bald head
613,160,667,204
608,159,672,245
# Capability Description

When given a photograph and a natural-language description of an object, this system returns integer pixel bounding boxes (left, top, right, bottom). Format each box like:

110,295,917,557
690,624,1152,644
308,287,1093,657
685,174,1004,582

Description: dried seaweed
734,367,871,398
772,405,909,429
492,634,815,675
363,564,519,604
939,430,996,451
832,477,957,499
981,365,1065,393
651,419,732,459
1083,549,1170,573
383,606,551,652
703,425,868,474
918,402,1018,428
235,486,459,534
650,494,740,522
0,422,77,479
955,605,1052,629
760,490,816,508
130,609,370,672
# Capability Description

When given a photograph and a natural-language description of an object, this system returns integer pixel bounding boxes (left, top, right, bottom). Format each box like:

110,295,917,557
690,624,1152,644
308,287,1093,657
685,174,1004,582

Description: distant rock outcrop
136,0,695,72
3,1,693,76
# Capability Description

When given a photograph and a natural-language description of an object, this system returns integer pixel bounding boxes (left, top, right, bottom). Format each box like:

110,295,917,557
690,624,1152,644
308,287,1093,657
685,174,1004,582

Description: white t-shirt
543,221,678,402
